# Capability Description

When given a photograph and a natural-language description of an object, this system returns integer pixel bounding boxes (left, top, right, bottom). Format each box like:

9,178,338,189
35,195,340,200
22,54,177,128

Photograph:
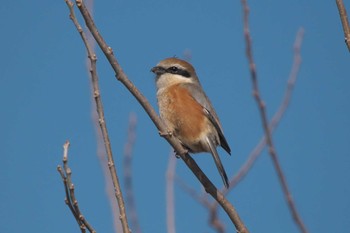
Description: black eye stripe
166,66,191,78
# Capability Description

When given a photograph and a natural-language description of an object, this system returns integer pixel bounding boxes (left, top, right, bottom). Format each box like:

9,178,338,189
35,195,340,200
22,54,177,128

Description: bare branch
336,0,350,51
83,2,122,233
223,28,305,192
72,1,249,232
166,153,177,233
241,1,308,232
123,113,141,233
57,141,96,233
64,1,131,232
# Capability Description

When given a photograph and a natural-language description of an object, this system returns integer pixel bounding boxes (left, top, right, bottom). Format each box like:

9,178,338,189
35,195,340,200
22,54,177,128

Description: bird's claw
159,130,173,137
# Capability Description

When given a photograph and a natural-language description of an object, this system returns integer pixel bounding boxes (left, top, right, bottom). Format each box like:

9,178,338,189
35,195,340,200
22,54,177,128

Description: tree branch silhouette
83,1,123,232
241,0,308,232
63,1,131,232
223,28,305,193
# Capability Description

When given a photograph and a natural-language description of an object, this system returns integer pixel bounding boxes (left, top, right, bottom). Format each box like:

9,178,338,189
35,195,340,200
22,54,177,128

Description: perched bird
151,57,231,188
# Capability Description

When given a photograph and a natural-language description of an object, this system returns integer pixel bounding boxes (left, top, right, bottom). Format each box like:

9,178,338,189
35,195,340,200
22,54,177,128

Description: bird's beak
151,66,165,75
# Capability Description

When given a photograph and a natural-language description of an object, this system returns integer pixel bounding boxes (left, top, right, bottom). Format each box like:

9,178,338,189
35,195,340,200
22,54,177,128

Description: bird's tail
206,137,229,188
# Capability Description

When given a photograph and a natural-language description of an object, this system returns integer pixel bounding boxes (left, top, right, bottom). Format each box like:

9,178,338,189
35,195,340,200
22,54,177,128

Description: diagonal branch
336,0,350,51
72,0,249,232
241,1,308,233
64,1,131,232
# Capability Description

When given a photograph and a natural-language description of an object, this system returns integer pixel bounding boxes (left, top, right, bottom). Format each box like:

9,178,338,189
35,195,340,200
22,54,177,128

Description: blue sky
1,0,349,233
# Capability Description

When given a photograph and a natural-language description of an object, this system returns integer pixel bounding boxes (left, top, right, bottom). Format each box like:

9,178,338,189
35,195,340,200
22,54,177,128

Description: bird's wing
181,83,231,154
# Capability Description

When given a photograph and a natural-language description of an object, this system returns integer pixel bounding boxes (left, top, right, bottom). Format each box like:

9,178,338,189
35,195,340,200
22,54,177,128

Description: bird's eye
166,66,191,78
168,66,179,73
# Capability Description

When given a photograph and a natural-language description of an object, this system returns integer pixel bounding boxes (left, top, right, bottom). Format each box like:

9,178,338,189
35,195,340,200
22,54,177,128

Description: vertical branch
336,0,350,51
224,28,305,192
64,1,131,232
123,113,141,233
84,1,122,232
166,153,177,233
241,1,308,233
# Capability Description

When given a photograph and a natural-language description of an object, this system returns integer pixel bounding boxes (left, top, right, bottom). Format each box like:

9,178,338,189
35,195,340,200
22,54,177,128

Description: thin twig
57,141,96,233
84,1,122,232
123,113,141,233
166,153,177,233
336,0,350,51
241,1,308,233
73,0,249,232
223,28,305,193
64,1,131,232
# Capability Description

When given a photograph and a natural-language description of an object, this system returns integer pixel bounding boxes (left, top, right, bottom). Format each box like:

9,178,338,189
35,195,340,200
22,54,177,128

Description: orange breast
158,84,207,150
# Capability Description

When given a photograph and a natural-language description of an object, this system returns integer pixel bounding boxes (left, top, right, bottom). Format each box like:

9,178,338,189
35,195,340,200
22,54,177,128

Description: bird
151,57,231,188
